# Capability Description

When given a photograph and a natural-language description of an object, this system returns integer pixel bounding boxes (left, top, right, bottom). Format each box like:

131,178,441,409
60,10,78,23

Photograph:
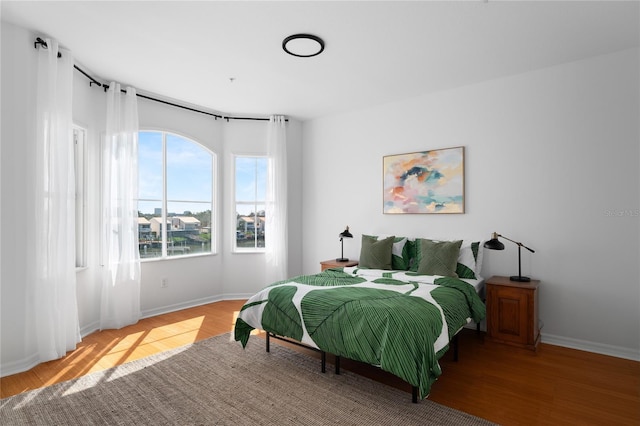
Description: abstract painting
383,146,464,214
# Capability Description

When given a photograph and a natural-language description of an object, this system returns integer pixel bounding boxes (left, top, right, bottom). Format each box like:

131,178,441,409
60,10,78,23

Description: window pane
234,155,267,251
139,131,163,200
235,204,265,249
138,201,163,259
166,201,211,257
255,204,265,248
256,158,267,201
167,134,212,202
235,157,257,202
138,131,215,259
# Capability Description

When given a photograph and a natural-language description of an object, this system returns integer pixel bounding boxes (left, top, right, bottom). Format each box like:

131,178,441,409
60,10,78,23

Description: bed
234,236,486,402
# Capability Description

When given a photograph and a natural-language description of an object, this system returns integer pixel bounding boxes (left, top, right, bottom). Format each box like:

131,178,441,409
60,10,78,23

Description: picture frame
383,146,465,214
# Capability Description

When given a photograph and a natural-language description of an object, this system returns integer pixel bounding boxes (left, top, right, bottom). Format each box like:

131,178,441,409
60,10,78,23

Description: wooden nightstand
486,275,540,351
320,259,359,271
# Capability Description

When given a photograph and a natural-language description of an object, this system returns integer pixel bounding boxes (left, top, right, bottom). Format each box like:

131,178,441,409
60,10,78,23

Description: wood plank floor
1,300,638,425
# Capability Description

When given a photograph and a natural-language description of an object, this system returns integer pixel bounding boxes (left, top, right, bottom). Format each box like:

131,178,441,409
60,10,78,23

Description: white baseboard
464,320,639,361
141,293,254,319
141,295,223,319
80,320,100,338
541,333,640,361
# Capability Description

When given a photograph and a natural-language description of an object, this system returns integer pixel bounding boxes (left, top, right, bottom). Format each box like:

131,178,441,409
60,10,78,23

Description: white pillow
456,240,484,280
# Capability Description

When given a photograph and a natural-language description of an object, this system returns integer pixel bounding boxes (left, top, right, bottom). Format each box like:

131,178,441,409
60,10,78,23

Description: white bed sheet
460,278,484,293
341,266,484,294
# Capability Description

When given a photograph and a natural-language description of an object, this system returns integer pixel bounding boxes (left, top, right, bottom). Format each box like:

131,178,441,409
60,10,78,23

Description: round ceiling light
282,34,325,58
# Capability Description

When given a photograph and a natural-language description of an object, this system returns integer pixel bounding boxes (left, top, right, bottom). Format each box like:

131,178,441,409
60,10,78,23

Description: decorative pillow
415,239,463,277
456,241,483,279
369,235,412,270
359,235,395,270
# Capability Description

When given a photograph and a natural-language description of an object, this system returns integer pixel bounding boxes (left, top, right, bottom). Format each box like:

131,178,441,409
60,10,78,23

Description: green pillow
359,235,395,270
368,235,412,270
416,239,462,277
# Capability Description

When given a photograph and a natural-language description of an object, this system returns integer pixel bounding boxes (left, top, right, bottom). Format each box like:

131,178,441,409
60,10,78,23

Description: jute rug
1,333,496,425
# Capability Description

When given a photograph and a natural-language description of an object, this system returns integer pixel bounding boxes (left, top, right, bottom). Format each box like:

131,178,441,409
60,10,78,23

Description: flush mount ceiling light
282,34,325,57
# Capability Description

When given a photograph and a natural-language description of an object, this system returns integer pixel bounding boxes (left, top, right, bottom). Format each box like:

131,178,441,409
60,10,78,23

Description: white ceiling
2,1,639,121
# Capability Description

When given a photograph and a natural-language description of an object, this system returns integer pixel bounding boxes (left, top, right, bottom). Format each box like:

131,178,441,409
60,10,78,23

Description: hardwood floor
2,300,638,425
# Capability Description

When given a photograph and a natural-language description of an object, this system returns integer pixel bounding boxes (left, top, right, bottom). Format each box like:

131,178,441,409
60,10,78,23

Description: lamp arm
497,234,535,253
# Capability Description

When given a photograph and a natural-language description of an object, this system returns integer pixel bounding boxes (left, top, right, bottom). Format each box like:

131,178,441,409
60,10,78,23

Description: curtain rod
34,37,282,122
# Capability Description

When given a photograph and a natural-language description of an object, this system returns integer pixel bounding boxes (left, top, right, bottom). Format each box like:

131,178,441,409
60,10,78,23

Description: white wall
302,48,640,360
0,22,303,375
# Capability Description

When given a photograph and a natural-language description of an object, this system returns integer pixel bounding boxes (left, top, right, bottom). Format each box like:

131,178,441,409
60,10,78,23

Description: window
73,126,87,268
137,131,214,259
234,156,267,251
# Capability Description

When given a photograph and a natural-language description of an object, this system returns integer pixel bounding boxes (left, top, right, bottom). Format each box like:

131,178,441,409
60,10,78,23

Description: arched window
137,131,215,259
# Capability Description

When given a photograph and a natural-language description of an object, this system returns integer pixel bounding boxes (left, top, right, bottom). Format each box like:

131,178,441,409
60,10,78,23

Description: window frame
73,125,87,269
138,130,216,261
232,154,267,253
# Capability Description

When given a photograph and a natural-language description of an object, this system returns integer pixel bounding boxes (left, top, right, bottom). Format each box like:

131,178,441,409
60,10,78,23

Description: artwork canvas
383,146,464,214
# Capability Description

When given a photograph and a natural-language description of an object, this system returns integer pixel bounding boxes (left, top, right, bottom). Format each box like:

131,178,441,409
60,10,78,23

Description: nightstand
486,275,540,351
320,259,359,271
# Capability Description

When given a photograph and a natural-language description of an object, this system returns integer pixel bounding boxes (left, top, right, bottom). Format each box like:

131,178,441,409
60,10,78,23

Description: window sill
140,252,217,263
232,249,266,255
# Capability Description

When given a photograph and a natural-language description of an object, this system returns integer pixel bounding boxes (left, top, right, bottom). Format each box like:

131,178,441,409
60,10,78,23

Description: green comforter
234,267,486,399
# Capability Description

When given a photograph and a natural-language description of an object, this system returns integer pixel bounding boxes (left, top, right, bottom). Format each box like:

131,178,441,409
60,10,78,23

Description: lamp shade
483,233,505,250
339,226,353,239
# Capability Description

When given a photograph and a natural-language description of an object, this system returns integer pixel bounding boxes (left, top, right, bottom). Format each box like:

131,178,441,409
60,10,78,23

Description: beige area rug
1,333,497,425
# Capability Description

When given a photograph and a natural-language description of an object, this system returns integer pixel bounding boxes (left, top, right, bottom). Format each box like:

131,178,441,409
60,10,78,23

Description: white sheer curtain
100,83,141,330
265,115,288,283
31,38,81,362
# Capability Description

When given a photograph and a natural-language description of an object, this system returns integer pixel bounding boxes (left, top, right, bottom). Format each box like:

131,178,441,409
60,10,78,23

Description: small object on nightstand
320,259,358,272
486,275,540,351
483,232,535,282
336,226,353,262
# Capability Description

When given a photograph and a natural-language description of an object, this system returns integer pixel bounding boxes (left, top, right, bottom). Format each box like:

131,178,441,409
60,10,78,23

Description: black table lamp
484,232,535,282
337,226,353,262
